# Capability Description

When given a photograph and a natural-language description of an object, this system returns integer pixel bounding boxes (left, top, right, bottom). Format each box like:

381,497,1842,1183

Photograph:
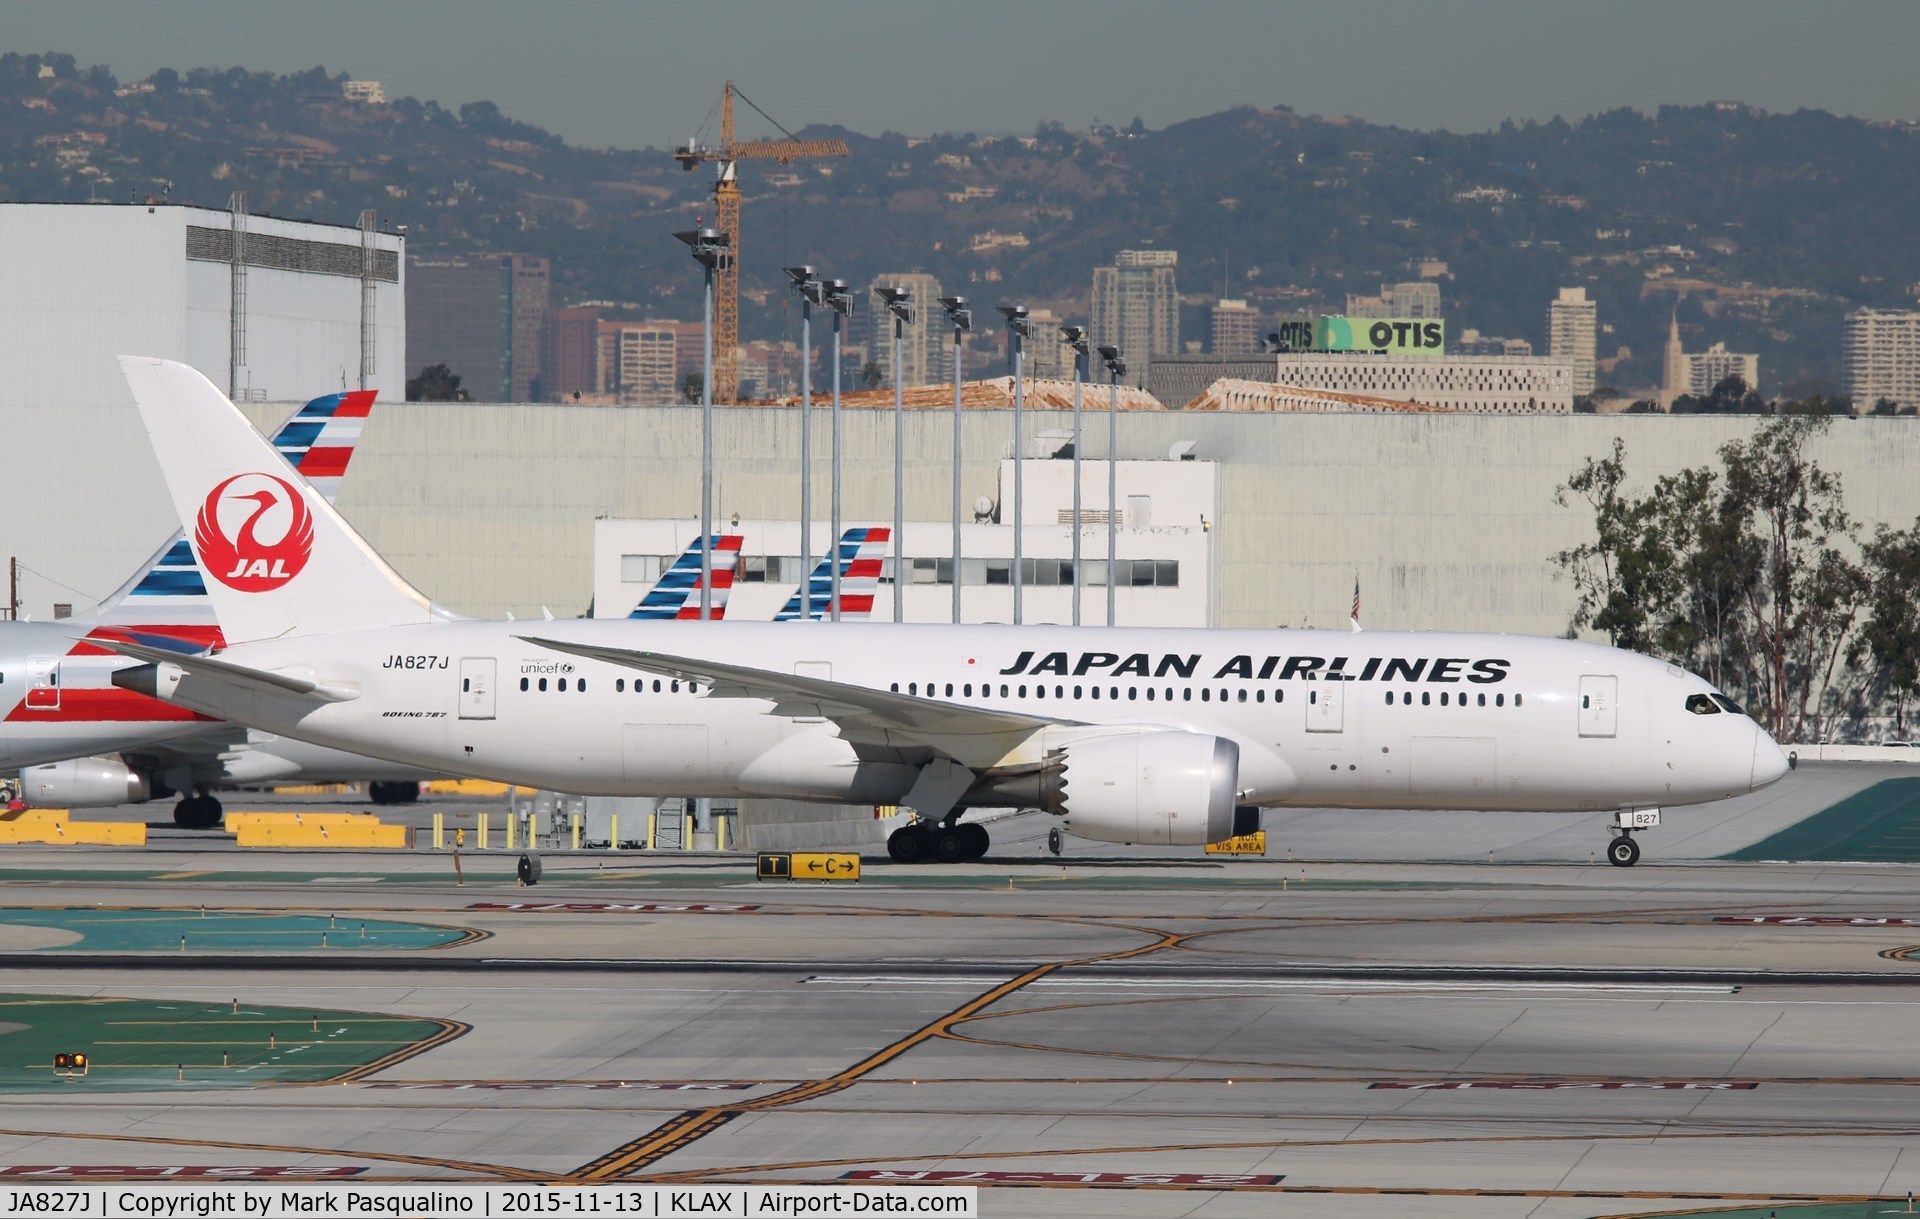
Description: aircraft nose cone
1751,729,1790,790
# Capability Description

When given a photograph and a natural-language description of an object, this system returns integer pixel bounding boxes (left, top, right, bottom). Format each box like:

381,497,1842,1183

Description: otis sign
1316,316,1446,356
194,472,315,592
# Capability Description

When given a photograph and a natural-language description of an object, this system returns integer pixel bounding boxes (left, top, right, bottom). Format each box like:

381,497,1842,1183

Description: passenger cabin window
1685,693,1720,716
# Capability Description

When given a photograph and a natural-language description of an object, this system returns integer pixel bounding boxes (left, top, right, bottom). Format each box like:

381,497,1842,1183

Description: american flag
1350,576,1361,624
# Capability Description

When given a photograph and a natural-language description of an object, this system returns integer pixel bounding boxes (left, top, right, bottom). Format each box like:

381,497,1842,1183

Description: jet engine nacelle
1042,730,1240,845
19,757,152,808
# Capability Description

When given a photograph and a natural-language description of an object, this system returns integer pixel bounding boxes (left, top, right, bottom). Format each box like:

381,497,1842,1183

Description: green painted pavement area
0,993,458,1091
1725,778,1920,862
0,908,470,952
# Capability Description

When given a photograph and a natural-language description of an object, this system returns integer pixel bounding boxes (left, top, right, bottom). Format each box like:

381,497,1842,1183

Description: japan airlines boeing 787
106,358,1788,866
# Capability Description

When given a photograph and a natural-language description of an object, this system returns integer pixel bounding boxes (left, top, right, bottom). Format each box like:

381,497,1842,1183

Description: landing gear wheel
1606,835,1641,868
955,823,989,861
887,825,929,864
173,796,221,830
933,827,969,863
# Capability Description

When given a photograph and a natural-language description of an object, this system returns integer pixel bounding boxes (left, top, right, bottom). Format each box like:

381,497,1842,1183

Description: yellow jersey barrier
0,807,144,846
227,811,407,849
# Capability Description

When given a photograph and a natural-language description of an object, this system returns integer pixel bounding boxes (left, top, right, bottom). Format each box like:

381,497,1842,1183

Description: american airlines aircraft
0,390,450,825
106,357,1789,866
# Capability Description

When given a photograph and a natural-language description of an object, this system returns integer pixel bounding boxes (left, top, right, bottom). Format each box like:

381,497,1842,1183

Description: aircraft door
1578,674,1617,738
25,656,59,711
1305,681,1343,733
458,658,497,720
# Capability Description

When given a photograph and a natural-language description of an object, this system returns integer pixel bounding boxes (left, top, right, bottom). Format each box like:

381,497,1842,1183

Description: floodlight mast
997,305,1033,623
939,296,972,624
673,228,730,622
1099,344,1125,627
1061,325,1090,627
786,265,821,619
823,279,853,620
875,286,914,623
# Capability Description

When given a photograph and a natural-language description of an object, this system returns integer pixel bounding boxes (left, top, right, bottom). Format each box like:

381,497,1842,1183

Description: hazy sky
13,1,1920,149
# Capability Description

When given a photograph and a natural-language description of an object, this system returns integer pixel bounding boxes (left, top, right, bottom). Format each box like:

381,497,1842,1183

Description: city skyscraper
1091,248,1179,382
407,253,549,400
1210,299,1260,354
1844,307,1920,411
869,271,946,388
1548,287,1597,397
545,305,602,400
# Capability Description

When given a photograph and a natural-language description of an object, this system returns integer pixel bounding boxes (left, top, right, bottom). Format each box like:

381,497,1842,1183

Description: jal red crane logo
194,473,315,592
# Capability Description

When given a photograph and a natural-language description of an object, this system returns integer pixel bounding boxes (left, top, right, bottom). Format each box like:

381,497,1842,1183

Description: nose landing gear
1605,808,1659,868
1605,834,1641,868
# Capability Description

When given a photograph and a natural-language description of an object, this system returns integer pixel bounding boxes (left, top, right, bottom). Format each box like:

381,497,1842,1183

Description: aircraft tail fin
774,527,890,621
627,534,744,619
117,358,432,644
82,389,377,641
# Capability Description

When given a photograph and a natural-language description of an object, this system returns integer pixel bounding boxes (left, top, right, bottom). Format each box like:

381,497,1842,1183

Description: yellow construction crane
676,82,849,403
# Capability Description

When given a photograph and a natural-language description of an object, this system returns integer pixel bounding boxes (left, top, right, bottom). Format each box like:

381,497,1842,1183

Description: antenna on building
228,191,247,400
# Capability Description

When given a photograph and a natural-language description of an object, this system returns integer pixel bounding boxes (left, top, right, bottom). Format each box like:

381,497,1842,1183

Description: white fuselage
142,621,1786,813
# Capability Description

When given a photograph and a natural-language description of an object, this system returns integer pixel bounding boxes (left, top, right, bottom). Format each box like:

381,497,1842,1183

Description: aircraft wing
98,637,359,703
518,635,1074,759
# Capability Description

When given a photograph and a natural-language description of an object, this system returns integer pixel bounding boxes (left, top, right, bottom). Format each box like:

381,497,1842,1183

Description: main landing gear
173,790,223,830
887,819,989,864
1605,807,1659,868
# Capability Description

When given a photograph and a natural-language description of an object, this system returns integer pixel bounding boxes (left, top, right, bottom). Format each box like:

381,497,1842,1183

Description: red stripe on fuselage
3,688,216,723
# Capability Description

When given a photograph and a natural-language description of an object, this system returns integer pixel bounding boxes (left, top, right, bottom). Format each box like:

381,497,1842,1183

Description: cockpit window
1685,693,1720,716
1711,694,1745,716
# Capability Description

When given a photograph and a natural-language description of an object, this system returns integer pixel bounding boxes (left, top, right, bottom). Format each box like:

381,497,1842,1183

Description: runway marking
571,921,1191,1180
646,1125,1920,1185
803,975,1737,994
0,1126,544,1181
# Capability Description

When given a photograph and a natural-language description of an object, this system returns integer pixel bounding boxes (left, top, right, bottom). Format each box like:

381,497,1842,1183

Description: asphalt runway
4,848,1920,1217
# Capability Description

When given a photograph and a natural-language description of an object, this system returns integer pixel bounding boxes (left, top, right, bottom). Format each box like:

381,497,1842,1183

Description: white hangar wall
22,393,1920,636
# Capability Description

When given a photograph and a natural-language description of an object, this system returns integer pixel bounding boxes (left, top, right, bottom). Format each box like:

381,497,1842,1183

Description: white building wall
18,398,1920,645
0,203,404,613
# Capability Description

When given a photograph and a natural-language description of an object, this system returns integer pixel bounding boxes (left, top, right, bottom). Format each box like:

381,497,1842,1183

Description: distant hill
6,51,1918,394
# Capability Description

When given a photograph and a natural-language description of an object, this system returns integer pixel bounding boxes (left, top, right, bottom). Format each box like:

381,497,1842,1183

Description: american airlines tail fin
628,535,744,619
773,527,890,621
117,358,432,644
81,390,377,646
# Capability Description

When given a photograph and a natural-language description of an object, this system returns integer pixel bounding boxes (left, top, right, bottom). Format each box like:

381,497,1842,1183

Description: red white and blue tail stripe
628,535,744,620
13,390,376,722
775,527,890,621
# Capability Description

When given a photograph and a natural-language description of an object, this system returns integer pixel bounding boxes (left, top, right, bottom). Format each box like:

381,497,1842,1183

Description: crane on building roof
676,82,850,404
